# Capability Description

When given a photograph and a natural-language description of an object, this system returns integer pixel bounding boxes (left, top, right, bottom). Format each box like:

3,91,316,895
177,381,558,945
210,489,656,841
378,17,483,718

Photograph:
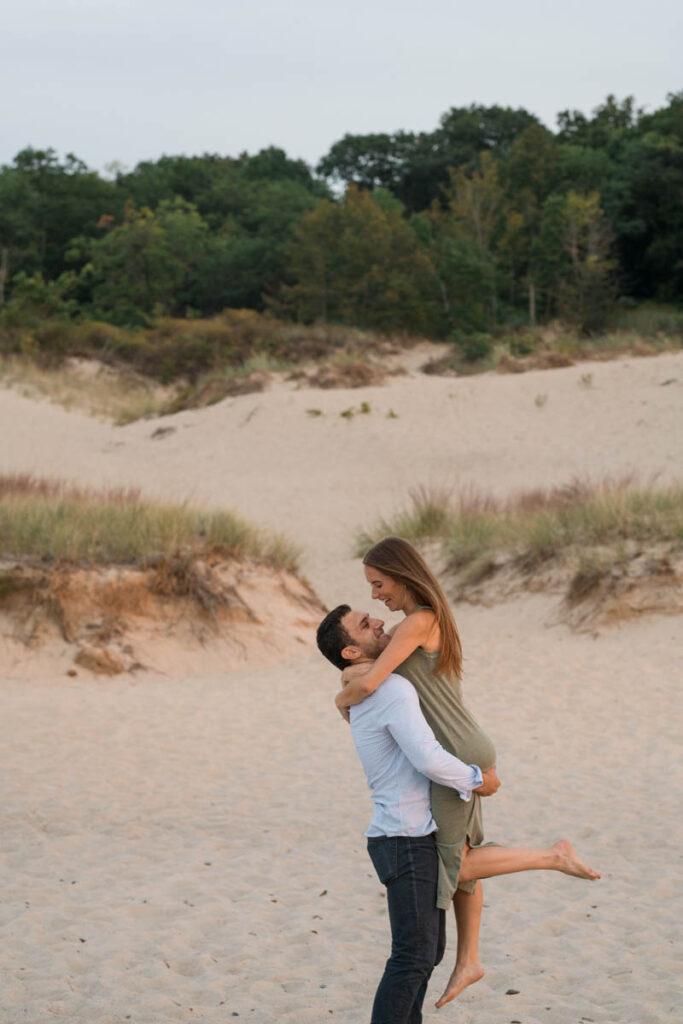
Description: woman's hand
335,663,373,718
335,698,351,724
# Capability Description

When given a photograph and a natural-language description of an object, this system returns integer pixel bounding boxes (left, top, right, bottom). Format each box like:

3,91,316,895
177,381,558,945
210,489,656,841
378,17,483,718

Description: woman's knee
457,845,473,883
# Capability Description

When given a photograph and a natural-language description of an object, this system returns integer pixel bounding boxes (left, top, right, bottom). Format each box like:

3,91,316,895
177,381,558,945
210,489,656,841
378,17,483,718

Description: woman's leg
435,841,599,1009
458,839,600,883
435,881,485,1009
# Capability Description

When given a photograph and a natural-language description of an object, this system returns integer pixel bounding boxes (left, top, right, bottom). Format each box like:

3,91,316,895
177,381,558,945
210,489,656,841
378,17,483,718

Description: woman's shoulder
409,606,439,645
409,606,436,624
396,608,435,640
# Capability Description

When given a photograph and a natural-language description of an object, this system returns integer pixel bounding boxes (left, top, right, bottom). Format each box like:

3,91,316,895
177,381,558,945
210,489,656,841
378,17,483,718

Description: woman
336,536,599,1009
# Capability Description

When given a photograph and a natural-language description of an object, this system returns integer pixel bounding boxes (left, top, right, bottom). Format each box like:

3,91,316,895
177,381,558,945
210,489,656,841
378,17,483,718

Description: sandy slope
1,350,683,1023
2,350,682,607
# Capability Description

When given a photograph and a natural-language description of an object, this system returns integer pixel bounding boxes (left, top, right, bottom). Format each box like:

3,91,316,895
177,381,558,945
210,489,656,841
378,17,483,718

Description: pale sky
2,0,681,175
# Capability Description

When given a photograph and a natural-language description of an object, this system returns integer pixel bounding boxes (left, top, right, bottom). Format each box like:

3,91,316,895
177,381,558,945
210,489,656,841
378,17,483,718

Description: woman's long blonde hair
363,536,463,679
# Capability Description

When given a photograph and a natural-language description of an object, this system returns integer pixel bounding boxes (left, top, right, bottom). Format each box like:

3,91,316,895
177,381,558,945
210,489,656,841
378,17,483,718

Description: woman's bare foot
552,840,600,879
435,962,484,1009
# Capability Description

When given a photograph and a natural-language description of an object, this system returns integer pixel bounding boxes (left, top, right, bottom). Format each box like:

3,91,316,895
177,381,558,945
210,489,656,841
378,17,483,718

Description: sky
1,0,681,175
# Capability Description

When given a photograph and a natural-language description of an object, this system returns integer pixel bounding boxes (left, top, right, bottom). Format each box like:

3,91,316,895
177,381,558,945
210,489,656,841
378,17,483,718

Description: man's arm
378,677,487,801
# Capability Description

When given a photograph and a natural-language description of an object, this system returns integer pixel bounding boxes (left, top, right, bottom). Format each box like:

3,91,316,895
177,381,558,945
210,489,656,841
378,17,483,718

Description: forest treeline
1,92,682,367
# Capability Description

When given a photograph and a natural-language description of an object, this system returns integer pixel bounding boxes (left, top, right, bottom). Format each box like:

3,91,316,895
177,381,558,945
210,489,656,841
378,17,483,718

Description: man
316,604,499,1024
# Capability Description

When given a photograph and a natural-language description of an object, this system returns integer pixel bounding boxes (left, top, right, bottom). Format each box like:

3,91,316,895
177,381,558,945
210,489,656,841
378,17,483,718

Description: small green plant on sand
340,407,355,419
386,409,399,419
535,393,548,407
306,408,323,417
360,401,371,414
579,373,594,388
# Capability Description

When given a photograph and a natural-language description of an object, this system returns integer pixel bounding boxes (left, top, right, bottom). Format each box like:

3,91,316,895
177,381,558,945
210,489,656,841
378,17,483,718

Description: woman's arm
334,611,434,711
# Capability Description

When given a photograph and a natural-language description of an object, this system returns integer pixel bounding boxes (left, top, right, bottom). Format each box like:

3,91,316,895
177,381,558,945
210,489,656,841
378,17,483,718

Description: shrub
461,333,493,363
506,331,537,357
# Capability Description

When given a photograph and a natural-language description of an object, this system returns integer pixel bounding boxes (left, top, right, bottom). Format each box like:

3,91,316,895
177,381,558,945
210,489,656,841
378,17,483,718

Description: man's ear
341,644,361,663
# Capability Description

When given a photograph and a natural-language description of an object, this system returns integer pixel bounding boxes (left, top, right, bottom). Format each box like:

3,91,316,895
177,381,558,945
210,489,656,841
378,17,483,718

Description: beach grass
3,305,682,422
355,478,683,571
0,355,173,424
422,323,683,376
0,315,394,421
0,474,300,572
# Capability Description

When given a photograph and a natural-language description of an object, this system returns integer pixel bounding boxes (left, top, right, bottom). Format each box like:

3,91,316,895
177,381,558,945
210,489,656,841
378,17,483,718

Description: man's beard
361,639,385,661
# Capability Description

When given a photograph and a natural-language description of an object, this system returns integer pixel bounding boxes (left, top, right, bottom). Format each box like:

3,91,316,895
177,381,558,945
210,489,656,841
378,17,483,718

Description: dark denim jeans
367,834,446,1024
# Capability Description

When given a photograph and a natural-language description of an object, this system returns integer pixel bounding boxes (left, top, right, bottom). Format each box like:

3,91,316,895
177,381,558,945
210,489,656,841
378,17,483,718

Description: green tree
536,190,615,330
501,124,561,322
196,178,322,310
420,153,504,331
604,93,683,298
117,148,326,224
276,185,437,334
317,106,538,212
82,199,209,325
316,132,418,194
557,95,640,149
0,148,118,281
413,214,496,336
0,168,42,287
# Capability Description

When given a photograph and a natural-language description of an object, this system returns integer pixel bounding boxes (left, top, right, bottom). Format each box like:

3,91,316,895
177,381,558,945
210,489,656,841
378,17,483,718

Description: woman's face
364,564,405,612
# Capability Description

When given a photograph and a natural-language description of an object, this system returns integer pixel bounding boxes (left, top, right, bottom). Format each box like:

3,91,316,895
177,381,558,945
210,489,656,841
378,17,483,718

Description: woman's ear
341,644,361,663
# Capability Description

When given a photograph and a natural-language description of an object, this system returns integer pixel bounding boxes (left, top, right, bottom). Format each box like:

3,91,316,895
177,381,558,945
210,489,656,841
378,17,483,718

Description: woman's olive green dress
397,644,497,909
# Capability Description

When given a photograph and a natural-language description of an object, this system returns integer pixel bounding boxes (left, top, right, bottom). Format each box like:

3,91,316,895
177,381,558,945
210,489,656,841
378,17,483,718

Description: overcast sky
2,0,681,175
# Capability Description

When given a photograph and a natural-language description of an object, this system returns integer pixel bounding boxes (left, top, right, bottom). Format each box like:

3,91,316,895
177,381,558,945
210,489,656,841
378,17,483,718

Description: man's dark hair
316,604,354,671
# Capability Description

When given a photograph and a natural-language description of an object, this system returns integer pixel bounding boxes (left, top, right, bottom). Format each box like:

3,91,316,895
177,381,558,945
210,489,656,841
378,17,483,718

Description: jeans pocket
367,837,398,885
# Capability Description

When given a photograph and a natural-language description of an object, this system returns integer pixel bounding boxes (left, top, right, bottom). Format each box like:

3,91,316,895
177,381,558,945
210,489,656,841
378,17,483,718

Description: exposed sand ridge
0,556,325,680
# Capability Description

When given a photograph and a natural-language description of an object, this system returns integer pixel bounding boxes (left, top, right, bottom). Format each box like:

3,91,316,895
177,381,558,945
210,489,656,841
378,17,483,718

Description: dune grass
0,355,174,424
0,310,399,386
422,321,683,376
0,312,399,421
3,304,682,422
355,478,683,572
612,302,683,339
0,474,300,572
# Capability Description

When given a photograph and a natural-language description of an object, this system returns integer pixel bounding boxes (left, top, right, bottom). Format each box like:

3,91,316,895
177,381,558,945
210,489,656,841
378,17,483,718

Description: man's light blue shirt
349,672,484,838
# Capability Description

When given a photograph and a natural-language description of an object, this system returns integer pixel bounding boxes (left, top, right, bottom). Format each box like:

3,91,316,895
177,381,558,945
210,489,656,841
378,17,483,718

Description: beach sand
2,350,682,1022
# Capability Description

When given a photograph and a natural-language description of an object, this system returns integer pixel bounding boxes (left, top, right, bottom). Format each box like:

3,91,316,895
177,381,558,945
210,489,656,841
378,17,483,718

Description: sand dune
1,349,682,1022
2,350,682,607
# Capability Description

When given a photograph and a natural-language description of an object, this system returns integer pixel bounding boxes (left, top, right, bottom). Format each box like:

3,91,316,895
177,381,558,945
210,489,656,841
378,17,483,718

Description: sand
2,350,683,1022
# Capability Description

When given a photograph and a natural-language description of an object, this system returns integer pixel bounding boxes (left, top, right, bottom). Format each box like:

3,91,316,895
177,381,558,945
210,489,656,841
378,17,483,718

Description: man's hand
474,766,501,796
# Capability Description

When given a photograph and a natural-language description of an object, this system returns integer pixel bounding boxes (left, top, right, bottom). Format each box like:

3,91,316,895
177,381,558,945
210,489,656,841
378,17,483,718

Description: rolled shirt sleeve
379,680,483,800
